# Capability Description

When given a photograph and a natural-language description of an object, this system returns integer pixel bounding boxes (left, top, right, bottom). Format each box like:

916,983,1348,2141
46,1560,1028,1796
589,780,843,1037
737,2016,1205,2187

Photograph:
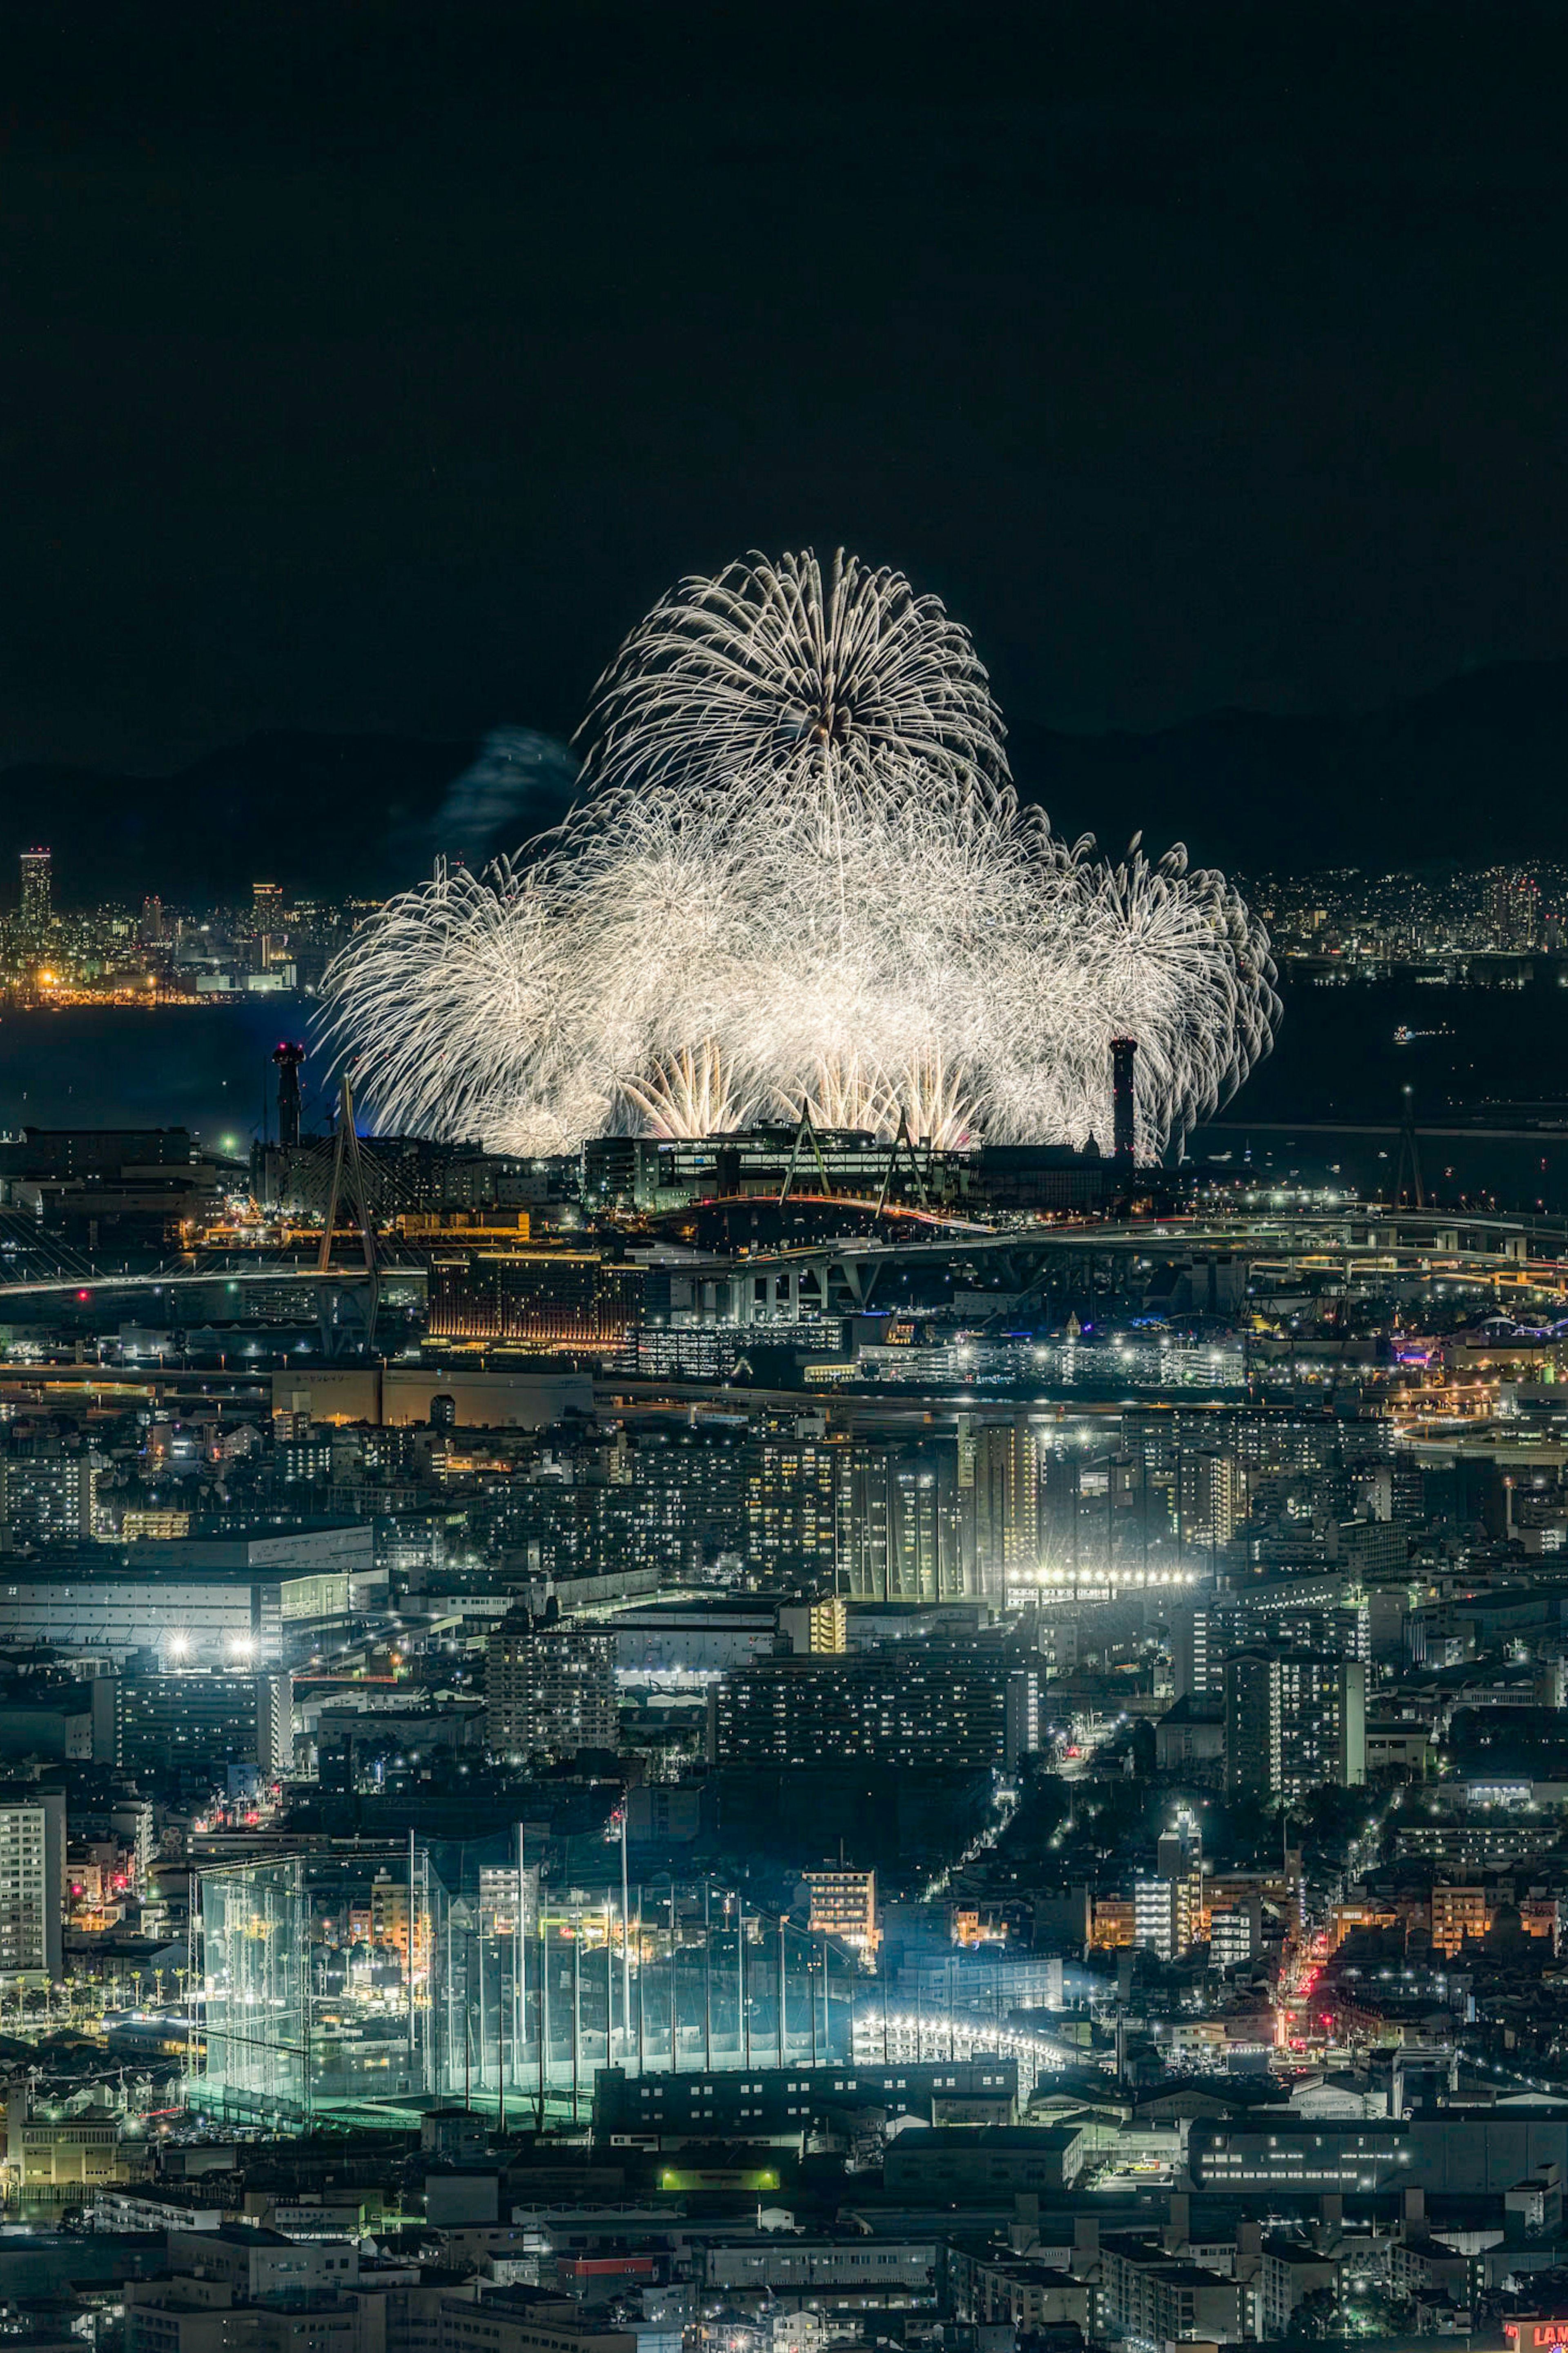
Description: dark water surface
0,997,330,1149
2,976,1567,1209
1190,969,1568,1211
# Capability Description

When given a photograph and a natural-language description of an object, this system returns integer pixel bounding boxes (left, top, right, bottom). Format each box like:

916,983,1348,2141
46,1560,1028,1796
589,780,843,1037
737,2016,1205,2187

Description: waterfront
1191,969,1568,1210
0,995,325,1148
4,970,1568,1209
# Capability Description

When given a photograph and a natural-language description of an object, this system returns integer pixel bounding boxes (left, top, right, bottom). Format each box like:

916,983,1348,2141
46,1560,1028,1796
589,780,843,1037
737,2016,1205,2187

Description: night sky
2,4,1566,839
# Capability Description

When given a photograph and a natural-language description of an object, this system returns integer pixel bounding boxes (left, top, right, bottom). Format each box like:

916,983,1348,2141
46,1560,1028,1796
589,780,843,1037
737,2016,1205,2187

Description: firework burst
324,550,1279,1160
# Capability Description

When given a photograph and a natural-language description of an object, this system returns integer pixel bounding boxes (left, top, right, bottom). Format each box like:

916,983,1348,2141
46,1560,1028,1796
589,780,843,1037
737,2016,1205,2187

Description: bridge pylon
779,1101,833,1208
1392,1084,1425,1210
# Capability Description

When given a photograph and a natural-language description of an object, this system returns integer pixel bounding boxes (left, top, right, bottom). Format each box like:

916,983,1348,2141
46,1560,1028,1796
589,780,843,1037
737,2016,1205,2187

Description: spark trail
325,550,1279,1158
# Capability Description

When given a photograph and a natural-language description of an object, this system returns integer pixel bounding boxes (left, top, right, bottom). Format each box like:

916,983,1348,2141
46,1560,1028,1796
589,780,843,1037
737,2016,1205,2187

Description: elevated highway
722,1207,1568,1318
0,1209,1563,1321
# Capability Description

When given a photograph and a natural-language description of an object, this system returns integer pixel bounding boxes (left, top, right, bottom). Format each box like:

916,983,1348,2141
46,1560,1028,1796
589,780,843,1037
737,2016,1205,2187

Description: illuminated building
276,1433,334,1484
1133,1808,1203,1960
104,1670,293,1794
18,848,51,947
1491,869,1540,950
707,1651,1041,1772
252,881,284,969
427,1247,642,1355
484,1611,617,1759
803,1865,878,1952
634,1325,751,1382
1174,1596,1370,1698
120,1508,192,1541
485,1423,749,1582
835,1436,964,1601
1430,1883,1490,1957
1091,1897,1136,1948
0,1788,63,1982
1193,2113,1568,2195
777,1596,847,1654
594,2057,983,2144
1223,1650,1366,1801
962,1415,1038,1604
580,1134,663,1210
651,1126,962,1210
0,1550,369,1666
746,1434,839,1582
1209,1904,1256,1970
1099,2238,1243,2346
0,1453,100,1549
1177,1448,1239,1552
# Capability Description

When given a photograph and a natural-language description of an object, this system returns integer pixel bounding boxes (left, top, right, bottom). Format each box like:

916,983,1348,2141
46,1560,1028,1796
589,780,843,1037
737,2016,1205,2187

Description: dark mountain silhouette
1014,657,1568,877
2,656,1566,906
0,734,474,906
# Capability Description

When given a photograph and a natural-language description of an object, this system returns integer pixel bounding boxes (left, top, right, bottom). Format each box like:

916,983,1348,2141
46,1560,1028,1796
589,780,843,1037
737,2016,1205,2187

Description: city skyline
4,4,1568,2284
7,642,1568,906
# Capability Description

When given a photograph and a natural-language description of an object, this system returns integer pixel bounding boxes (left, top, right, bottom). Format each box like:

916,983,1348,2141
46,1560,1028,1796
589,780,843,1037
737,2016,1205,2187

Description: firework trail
324,550,1278,1159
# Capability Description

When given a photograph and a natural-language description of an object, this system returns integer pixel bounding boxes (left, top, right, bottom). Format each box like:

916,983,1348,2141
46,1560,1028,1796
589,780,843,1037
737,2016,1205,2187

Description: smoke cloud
429,726,581,862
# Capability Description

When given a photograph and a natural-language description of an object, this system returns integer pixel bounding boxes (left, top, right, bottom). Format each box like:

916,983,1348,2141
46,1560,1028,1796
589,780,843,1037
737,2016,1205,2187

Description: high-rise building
1223,1649,1366,1802
836,1436,964,1601
272,1042,305,1149
18,849,51,947
0,1453,100,1549
1005,1663,1042,1764
962,1415,1038,1602
252,882,284,973
0,1787,64,1982
1491,869,1539,951
1134,1807,1203,1959
484,1612,617,1759
746,1433,840,1581
1173,1594,1370,1699
1178,1449,1240,1552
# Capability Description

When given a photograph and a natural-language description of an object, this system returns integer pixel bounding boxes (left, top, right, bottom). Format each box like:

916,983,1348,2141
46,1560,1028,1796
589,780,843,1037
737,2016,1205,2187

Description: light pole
619,1806,632,2049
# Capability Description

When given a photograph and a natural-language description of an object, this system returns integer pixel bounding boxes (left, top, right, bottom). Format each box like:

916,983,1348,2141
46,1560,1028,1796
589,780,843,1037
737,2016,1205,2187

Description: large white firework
324,549,1279,1160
